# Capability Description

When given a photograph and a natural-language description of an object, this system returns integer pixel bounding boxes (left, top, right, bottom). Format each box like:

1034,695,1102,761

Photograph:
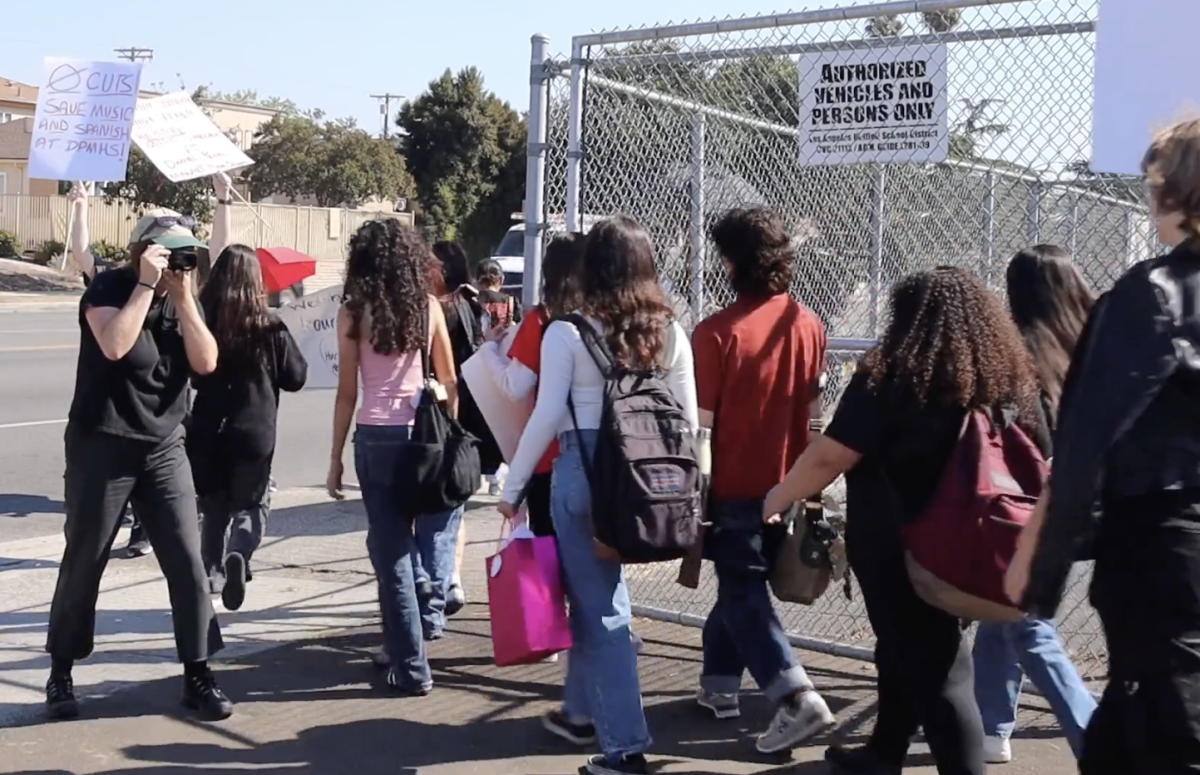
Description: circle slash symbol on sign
47,64,85,94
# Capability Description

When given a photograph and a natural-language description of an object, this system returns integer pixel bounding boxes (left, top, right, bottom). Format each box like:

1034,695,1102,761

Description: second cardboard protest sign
132,92,254,183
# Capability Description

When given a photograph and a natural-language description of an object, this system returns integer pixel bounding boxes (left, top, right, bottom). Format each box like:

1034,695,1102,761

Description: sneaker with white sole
697,689,741,719
542,709,596,746
755,690,836,754
584,753,649,775
984,735,1012,764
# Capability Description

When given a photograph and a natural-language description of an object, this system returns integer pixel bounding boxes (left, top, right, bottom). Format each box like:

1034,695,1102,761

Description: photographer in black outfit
47,210,229,722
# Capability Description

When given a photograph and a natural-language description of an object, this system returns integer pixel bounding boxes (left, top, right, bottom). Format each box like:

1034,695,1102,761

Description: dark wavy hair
476,259,504,289
198,244,271,366
542,233,585,317
863,266,1040,424
581,217,673,371
709,207,794,298
1006,245,1095,415
433,241,471,292
343,219,433,356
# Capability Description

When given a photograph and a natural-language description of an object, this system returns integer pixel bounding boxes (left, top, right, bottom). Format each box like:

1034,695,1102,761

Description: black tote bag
400,303,482,514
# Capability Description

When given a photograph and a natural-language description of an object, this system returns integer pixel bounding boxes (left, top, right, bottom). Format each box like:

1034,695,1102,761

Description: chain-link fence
523,0,1142,680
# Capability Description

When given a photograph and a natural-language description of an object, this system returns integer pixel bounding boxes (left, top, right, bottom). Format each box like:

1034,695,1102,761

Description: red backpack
901,408,1049,622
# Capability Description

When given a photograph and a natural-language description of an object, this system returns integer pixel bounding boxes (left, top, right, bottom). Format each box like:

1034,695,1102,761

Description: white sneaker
755,690,836,754
984,735,1012,764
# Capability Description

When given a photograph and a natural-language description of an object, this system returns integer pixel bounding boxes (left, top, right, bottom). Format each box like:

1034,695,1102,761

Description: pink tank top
356,336,427,427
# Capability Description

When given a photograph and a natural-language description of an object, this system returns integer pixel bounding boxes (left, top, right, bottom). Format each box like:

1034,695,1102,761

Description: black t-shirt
68,267,197,442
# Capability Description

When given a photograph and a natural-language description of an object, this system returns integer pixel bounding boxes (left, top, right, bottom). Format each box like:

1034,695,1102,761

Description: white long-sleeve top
500,317,699,504
477,340,538,402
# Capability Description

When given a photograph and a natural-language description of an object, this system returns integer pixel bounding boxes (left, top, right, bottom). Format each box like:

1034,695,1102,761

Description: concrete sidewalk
0,495,1079,774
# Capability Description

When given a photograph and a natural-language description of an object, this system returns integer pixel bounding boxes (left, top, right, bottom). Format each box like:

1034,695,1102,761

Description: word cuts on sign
28,58,143,182
277,285,344,390
132,92,254,183
798,44,949,166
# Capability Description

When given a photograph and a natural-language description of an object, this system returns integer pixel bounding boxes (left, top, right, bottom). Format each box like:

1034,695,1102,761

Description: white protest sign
277,285,343,390
28,57,143,181
798,44,948,166
1092,0,1199,175
131,91,255,182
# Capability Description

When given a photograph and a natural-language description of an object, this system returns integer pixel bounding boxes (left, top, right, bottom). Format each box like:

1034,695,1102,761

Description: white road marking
0,419,68,430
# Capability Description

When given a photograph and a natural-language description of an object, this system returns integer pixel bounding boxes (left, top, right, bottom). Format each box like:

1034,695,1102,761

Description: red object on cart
255,247,317,294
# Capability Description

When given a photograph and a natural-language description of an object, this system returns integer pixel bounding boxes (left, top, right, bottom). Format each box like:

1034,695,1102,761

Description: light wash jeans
972,618,1097,758
554,430,652,759
355,424,461,691
410,505,465,638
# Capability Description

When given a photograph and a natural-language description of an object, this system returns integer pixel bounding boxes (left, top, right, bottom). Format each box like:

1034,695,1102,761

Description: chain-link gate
523,0,1145,681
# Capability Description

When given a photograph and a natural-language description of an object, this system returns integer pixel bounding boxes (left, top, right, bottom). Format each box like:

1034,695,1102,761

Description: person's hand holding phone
484,323,508,344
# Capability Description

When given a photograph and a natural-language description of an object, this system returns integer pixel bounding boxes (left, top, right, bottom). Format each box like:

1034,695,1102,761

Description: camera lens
168,249,198,271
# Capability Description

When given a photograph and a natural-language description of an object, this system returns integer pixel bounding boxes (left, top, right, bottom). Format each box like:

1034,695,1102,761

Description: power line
370,93,405,140
113,47,154,63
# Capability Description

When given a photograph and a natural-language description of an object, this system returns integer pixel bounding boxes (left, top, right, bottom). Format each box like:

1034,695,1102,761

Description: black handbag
400,303,482,514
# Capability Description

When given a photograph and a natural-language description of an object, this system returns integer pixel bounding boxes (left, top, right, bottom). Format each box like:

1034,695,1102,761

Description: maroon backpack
901,408,1048,622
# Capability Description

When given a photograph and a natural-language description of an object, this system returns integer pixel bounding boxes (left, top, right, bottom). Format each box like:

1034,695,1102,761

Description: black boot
182,664,233,721
222,553,248,611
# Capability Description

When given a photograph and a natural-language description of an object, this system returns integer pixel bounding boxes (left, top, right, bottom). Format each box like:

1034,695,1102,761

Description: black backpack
558,314,702,564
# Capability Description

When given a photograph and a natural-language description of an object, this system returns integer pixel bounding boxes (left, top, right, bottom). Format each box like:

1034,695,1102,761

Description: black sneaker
222,553,248,611
384,669,432,697
542,709,597,746
126,523,152,558
45,672,79,720
585,753,649,775
182,668,234,721
445,583,466,616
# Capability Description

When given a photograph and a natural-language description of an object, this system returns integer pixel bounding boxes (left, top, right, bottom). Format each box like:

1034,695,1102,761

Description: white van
489,215,603,296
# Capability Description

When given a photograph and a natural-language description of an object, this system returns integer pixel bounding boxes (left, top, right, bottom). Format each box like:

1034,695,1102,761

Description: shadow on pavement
0,494,63,519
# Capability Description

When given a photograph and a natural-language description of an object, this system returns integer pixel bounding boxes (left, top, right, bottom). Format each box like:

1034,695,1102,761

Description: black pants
526,471,554,538
847,512,984,775
1080,491,1200,773
48,426,222,663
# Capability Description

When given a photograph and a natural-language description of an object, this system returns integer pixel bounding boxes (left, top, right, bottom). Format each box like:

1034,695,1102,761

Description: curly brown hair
863,267,1040,424
343,219,433,356
708,207,794,298
582,216,673,371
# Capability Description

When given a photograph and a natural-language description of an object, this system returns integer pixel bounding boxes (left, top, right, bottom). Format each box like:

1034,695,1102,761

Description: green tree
398,67,526,247
100,87,215,221
865,14,905,38
247,114,414,207
949,98,1010,160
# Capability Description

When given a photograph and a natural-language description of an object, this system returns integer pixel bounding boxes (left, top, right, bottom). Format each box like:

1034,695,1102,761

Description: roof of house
0,117,34,160
0,78,39,105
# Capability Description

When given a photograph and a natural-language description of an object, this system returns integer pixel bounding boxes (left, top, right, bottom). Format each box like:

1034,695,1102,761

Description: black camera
167,248,198,272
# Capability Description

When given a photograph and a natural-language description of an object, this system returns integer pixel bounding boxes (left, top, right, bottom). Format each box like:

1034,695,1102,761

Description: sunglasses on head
150,215,197,230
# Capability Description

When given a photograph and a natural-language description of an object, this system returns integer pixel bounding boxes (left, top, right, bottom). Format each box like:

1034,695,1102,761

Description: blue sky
0,0,853,130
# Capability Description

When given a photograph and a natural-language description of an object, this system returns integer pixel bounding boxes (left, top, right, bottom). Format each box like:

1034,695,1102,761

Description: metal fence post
869,165,886,338
1069,194,1079,256
523,34,552,309
565,40,585,233
983,170,996,289
1027,180,1043,245
688,112,707,324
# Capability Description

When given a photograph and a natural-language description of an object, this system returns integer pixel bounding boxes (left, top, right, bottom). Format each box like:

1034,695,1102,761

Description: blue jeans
410,504,464,637
554,430,651,758
973,618,1097,757
701,500,812,703
355,424,460,690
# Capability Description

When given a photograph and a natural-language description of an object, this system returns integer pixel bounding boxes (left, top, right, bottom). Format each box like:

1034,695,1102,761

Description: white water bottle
696,427,712,477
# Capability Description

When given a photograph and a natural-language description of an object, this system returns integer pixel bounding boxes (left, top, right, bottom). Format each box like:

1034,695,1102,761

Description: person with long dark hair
763,267,1048,775
327,219,459,695
477,233,586,536
971,245,1096,764
188,245,307,612
1010,118,1200,773
498,217,699,775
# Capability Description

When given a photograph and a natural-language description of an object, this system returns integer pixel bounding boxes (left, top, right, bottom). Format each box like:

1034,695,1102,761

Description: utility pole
113,47,154,64
370,93,405,140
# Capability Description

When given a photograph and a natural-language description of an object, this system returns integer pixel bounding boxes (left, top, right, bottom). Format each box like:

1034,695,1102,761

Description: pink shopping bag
487,524,572,666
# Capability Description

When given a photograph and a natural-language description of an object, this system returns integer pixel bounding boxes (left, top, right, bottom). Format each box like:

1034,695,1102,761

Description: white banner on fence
1092,0,1199,175
131,92,255,182
277,285,343,390
27,58,143,182
798,44,948,166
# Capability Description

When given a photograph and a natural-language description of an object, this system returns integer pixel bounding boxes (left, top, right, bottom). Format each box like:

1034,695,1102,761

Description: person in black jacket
1011,117,1200,774
189,245,307,612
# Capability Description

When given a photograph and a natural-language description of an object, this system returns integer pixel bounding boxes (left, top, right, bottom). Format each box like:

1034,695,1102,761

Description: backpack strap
557,313,616,379
419,297,433,381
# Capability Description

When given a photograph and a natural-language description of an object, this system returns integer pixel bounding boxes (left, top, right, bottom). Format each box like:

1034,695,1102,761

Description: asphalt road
0,307,353,542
